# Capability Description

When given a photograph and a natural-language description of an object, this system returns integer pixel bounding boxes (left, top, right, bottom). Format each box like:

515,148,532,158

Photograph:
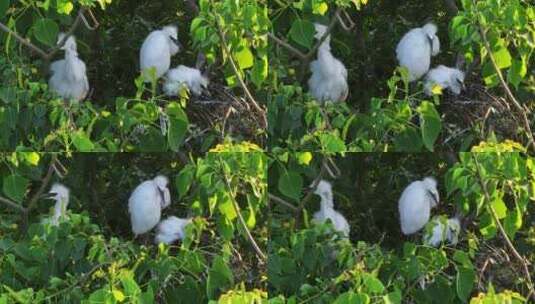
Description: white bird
398,177,439,235
48,33,89,102
163,65,208,97
128,175,171,236
155,216,192,244
47,183,70,226
396,23,440,82
424,65,465,96
312,180,350,237
140,25,181,82
308,23,348,103
423,216,461,247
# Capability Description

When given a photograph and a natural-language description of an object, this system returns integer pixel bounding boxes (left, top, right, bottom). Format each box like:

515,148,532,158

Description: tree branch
473,1,535,152
268,32,306,60
222,171,267,263
26,154,58,212
215,18,267,129
268,193,298,212
472,154,535,300
295,157,329,226
0,196,25,213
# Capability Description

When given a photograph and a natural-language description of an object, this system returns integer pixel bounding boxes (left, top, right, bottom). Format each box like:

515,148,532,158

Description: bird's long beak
169,36,182,50
41,193,57,200
427,190,439,205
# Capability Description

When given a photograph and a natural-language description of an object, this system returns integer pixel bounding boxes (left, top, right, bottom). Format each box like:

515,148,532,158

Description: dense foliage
0,150,267,303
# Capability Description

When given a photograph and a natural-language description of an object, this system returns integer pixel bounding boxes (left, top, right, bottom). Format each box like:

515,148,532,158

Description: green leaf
456,266,475,302
320,133,346,152
363,273,385,294
289,19,315,49
166,102,189,152
206,256,234,300
218,192,237,220
234,45,254,70
3,174,29,203
33,18,59,46
417,101,442,151
175,167,194,199
491,197,507,219
334,291,370,304
296,152,313,166
56,1,74,14
507,59,527,89
278,171,303,201
72,131,95,151
251,55,268,88
0,0,10,18
493,47,512,69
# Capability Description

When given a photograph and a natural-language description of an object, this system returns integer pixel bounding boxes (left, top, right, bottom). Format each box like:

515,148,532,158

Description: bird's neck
319,194,334,211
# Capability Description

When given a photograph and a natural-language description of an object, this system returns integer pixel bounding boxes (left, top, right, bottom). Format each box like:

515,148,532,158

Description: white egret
140,25,181,82
398,177,439,235
308,23,348,103
313,180,350,237
154,216,192,244
424,65,465,96
128,175,171,236
423,215,461,247
49,33,89,102
396,23,440,81
46,183,70,226
163,65,208,97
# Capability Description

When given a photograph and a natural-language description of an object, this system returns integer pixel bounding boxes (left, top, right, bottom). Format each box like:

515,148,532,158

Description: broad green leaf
218,193,237,220
166,102,189,152
207,256,234,300
33,18,59,46
507,59,526,88
56,1,74,14
491,197,507,219
493,47,512,69
3,174,29,203
417,101,441,151
334,291,370,304
456,266,475,302
176,167,194,199
296,152,313,166
234,45,254,70
363,273,385,294
278,171,303,201
289,19,315,49
72,131,95,151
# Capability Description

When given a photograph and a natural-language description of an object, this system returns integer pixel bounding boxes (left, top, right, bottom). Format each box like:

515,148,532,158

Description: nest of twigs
440,82,522,145
183,81,266,147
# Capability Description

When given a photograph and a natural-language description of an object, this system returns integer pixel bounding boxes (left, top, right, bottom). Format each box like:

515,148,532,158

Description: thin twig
268,193,298,212
472,154,535,300
0,196,25,213
220,161,267,262
0,22,48,58
473,0,535,151
215,19,267,128
268,32,306,59
295,157,329,225
26,154,58,212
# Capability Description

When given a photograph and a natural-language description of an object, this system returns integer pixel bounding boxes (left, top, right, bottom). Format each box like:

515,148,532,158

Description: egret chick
47,183,70,226
48,33,89,102
313,180,350,237
308,23,348,103
396,23,440,81
424,65,465,96
155,216,192,244
398,177,439,235
163,65,208,97
128,175,171,236
423,216,461,247
140,25,181,82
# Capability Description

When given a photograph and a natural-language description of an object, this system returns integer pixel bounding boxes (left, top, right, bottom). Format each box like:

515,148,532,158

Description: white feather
140,25,181,82
155,216,192,244
396,23,440,82
128,175,171,236
423,216,461,247
48,34,89,102
398,177,440,235
424,65,465,96
48,183,70,226
308,23,348,103
312,180,350,237
163,65,208,97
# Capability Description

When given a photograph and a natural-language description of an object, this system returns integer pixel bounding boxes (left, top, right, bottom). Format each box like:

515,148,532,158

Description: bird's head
153,175,171,208
313,179,334,207
48,183,70,204
422,23,437,40
163,25,181,55
447,217,461,244
449,68,466,95
422,177,439,207
57,33,77,53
